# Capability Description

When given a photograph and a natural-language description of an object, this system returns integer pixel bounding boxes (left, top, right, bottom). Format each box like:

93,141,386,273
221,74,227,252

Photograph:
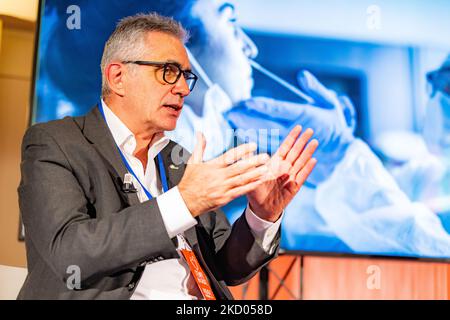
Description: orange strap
179,237,216,300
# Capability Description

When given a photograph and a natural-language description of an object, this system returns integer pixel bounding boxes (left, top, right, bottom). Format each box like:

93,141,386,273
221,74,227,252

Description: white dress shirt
101,100,282,300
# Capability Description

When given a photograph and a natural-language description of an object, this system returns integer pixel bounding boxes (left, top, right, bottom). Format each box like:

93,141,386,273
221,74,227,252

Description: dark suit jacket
17,106,280,299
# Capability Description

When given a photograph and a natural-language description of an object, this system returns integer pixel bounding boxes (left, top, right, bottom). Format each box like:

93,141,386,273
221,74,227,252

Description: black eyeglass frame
122,60,198,91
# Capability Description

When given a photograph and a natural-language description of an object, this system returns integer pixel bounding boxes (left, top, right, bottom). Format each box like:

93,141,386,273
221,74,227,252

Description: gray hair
100,12,188,97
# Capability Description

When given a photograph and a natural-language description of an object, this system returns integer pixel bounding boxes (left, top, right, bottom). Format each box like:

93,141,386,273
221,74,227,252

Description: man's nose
172,75,191,97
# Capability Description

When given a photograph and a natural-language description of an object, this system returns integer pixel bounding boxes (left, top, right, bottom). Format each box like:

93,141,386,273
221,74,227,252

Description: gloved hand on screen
225,70,356,185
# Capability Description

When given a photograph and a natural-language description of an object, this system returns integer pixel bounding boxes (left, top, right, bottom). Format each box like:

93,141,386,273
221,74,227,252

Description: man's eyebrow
166,60,192,72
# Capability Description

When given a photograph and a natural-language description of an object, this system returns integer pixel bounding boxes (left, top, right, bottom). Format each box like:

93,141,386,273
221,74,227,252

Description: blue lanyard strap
118,151,168,200
97,101,169,199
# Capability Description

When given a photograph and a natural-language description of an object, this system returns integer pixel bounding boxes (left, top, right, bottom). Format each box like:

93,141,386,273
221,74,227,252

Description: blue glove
224,70,356,186
297,70,356,132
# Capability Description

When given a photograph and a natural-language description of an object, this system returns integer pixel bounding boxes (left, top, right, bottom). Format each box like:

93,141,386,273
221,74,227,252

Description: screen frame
29,0,450,263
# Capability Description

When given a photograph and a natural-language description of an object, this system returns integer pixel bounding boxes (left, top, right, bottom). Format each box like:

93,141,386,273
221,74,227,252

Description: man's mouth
163,104,183,111
163,104,182,111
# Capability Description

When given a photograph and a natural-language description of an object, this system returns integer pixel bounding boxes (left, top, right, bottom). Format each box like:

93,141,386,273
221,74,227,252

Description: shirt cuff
245,205,283,254
156,186,197,238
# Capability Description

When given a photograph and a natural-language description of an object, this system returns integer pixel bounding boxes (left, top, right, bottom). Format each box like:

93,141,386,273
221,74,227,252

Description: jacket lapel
159,142,199,247
81,105,141,206
159,141,186,189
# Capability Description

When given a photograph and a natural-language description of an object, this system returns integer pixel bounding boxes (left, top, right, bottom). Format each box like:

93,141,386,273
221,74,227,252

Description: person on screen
389,55,450,231
18,13,319,299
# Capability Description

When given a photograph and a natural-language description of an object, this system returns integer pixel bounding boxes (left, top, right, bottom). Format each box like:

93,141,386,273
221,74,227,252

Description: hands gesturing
178,126,318,220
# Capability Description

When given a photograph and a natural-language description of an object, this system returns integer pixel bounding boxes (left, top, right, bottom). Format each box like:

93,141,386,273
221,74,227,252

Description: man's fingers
212,142,257,166
227,179,264,199
285,128,314,164
188,132,206,164
226,153,270,177
290,139,319,177
227,165,268,188
274,125,302,159
295,158,317,187
265,157,291,180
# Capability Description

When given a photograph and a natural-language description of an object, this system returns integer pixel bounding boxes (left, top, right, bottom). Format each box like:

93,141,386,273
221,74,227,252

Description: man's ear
105,63,126,96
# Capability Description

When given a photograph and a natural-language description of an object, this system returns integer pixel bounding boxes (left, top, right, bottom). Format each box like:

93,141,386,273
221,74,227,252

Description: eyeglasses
122,60,198,91
426,67,450,97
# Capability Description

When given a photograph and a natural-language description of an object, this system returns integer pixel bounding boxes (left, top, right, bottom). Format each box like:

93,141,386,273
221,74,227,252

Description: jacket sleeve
213,209,281,286
18,125,178,287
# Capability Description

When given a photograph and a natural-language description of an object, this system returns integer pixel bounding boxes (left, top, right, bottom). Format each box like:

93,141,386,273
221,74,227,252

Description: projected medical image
33,0,450,258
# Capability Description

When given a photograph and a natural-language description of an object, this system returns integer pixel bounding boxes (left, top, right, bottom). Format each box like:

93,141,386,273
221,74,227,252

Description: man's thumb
189,132,206,164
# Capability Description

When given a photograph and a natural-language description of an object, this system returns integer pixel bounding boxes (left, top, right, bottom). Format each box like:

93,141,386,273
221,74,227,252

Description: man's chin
161,122,178,132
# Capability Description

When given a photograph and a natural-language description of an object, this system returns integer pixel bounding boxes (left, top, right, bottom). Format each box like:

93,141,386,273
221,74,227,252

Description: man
18,13,318,299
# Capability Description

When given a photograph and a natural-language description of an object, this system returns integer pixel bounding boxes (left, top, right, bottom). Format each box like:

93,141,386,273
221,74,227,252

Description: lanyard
97,101,169,199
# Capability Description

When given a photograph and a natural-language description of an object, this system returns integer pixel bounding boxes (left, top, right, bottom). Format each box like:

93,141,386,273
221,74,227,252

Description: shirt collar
101,99,170,157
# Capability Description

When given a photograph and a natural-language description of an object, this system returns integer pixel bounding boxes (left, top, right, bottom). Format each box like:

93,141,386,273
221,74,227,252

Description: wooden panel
230,255,449,300
0,28,35,78
0,15,35,31
0,24,34,268
448,265,450,298
0,77,29,267
0,19,3,53
302,256,448,300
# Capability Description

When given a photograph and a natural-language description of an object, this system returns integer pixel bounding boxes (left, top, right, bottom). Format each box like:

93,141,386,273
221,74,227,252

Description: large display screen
32,0,450,259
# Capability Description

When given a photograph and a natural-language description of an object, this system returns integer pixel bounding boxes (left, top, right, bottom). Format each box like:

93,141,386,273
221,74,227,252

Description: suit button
128,283,135,290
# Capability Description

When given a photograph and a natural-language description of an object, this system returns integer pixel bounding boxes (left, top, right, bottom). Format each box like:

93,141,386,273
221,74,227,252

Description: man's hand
178,132,270,217
247,125,318,222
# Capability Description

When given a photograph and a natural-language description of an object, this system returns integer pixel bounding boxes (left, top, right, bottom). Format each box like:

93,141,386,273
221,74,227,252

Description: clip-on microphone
122,173,138,193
